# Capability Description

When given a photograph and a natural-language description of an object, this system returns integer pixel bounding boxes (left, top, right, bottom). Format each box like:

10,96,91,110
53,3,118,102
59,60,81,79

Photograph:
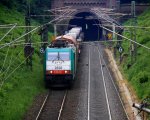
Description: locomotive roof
54,35,77,45
46,47,73,52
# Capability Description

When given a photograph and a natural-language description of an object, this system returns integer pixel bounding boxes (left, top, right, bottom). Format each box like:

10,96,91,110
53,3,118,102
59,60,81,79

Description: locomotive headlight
50,71,53,74
65,70,67,74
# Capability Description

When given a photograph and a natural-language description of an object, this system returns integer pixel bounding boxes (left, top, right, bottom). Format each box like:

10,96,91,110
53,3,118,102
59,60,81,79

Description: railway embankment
122,8,150,100
107,7,150,119
105,49,142,120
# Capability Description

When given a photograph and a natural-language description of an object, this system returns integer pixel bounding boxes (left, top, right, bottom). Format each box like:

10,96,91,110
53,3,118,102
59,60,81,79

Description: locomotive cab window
47,52,58,61
59,52,70,61
47,52,70,61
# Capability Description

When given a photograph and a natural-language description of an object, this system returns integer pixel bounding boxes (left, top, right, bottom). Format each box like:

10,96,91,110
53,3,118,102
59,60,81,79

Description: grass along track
0,4,51,120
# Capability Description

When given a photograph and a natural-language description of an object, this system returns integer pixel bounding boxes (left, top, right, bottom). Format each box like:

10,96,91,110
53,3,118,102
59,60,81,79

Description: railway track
24,42,128,120
87,43,128,120
87,44,112,120
96,43,129,120
35,90,68,120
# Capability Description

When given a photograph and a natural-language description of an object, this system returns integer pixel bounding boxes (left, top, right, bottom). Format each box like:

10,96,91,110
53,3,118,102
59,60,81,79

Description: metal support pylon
25,1,33,70
130,1,137,63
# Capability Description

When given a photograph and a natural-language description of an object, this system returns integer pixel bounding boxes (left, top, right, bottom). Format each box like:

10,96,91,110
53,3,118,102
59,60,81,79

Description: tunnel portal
69,12,103,41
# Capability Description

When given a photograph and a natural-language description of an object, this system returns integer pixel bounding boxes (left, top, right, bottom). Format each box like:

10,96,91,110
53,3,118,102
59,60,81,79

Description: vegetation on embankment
0,4,52,120
118,8,150,100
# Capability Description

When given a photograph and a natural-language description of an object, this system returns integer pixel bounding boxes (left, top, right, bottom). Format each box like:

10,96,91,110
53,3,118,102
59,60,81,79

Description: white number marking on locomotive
55,66,62,70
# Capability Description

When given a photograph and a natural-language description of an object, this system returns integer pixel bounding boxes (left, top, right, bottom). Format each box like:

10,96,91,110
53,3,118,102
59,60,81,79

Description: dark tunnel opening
68,12,102,41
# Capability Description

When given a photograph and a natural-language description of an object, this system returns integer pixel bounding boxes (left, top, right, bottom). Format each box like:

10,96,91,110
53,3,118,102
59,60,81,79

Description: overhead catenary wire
54,8,77,24
0,15,67,88
94,24,150,29
101,25,150,50
3,48,17,79
0,25,37,29
0,41,49,46
91,10,120,29
0,51,34,89
0,7,75,88
0,39,24,46
90,8,125,31
0,27,38,49
30,14,81,19
45,6,71,12
0,16,62,50
0,50,23,77
0,24,17,26
1,40,125,47
0,8,77,49
0,23,17,42
0,9,85,47
0,45,11,74
92,9,115,23
0,39,27,47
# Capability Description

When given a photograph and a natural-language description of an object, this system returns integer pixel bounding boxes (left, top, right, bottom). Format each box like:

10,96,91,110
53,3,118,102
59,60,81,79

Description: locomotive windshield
48,52,57,61
48,52,70,61
59,52,70,61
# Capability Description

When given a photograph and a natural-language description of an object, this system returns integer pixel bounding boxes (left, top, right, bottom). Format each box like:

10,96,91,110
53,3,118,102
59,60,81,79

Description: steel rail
96,44,130,120
35,92,50,120
87,43,112,120
87,45,91,120
96,45,112,120
35,90,67,120
57,91,68,120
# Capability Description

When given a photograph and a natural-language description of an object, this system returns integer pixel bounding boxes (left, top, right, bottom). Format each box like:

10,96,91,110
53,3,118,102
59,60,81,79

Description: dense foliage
0,4,44,119
0,0,53,28
0,0,51,14
120,8,150,100
0,1,53,119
